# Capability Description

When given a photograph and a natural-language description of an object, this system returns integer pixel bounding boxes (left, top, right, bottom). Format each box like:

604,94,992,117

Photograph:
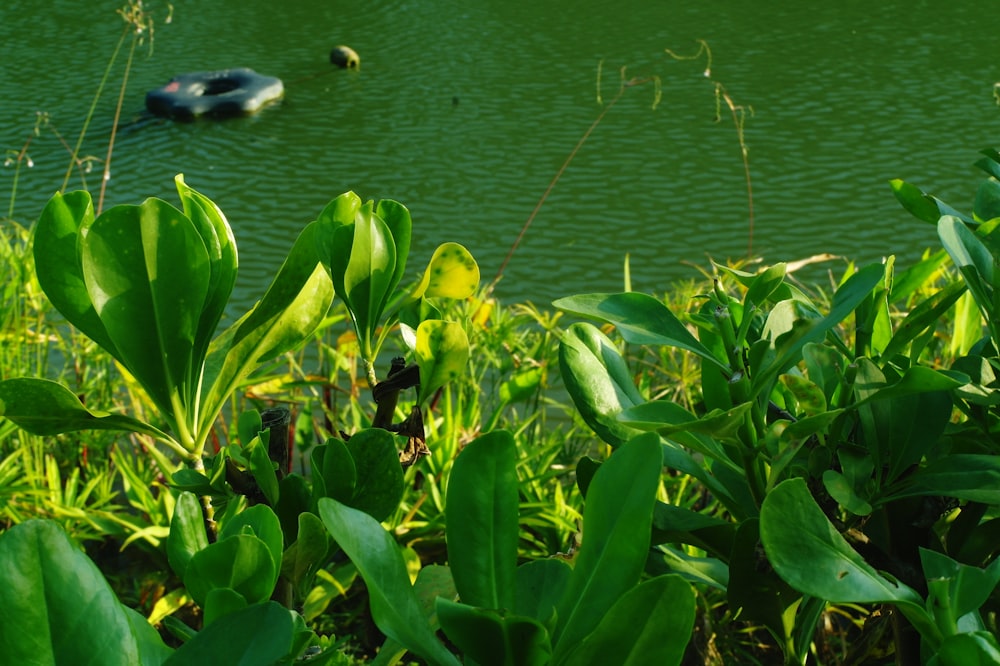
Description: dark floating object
330,45,360,69
145,68,284,121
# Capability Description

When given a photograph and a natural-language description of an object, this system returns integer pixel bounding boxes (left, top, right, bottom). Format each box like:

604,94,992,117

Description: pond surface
2,1,999,312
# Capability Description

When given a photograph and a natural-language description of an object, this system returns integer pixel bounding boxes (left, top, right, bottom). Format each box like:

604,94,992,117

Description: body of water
2,1,999,312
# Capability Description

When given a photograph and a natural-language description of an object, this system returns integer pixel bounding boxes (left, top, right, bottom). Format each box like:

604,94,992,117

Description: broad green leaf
648,546,729,591
974,178,1000,222
341,210,396,358
237,409,263,447
890,179,970,225
882,280,966,360
33,190,119,356
173,175,237,371
554,292,726,370
411,242,480,300
0,377,175,444
312,438,357,505
415,320,470,404
822,470,872,516
436,600,551,666
167,491,209,579
218,504,284,576
515,559,572,622
558,322,645,448
375,199,413,304
446,431,519,610
752,263,885,398
184,534,277,607
759,479,934,640
201,221,334,437
82,198,211,418
551,434,662,661
651,502,735,558
936,632,1000,666
163,602,293,666
280,512,331,592
617,399,746,462
891,455,1000,504
561,575,695,666
246,434,280,506
202,588,247,626
853,360,954,481
0,520,142,665
745,263,787,307
317,498,462,666
938,216,994,322
920,549,1000,621
124,605,174,666
345,429,405,522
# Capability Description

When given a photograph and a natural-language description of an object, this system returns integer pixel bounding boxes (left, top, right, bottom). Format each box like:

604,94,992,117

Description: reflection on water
1,0,998,311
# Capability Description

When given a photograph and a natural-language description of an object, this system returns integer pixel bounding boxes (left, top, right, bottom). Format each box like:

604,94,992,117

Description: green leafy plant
319,429,696,665
554,238,999,662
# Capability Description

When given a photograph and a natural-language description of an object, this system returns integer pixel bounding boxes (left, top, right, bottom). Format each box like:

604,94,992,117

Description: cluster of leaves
555,151,1000,664
0,177,482,663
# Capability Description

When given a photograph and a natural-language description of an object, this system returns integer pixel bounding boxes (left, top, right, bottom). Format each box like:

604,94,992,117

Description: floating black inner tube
145,68,284,121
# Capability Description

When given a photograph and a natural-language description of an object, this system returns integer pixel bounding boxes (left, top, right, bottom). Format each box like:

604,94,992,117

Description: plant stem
488,68,657,295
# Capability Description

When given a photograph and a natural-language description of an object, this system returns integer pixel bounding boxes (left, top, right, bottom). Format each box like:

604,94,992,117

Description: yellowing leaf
415,320,470,403
412,243,480,300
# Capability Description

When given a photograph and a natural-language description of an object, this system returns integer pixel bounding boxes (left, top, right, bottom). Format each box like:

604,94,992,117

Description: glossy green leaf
202,587,247,626
936,632,1000,666
515,559,572,622
411,242,480,300
312,438,357,505
345,428,405,522
219,504,284,576
938,216,994,319
920,549,1000,621
882,280,966,360
375,199,413,303
891,455,1000,504
745,263,787,307
890,179,970,225
317,498,462,666
173,175,237,370
237,409,263,447
554,292,725,370
281,512,331,593
33,190,118,356
853,359,953,481
551,433,662,661
340,209,396,358
0,377,174,443
436,600,551,666
759,479,927,609
82,198,211,418
822,470,873,516
558,322,645,448
561,575,695,666
184,534,277,608
0,520,144,665
163,602,293,666
752,263,885,397
446,430,519,610
167,491,209,579
246,434,279,506
201,221,334,436
415,320,470,404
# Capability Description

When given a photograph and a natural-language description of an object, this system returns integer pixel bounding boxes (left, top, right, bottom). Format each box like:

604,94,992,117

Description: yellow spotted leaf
412,243,480,300
415,320,470,404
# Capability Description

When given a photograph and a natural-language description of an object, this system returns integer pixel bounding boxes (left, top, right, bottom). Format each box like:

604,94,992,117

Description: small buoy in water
330,45,360,69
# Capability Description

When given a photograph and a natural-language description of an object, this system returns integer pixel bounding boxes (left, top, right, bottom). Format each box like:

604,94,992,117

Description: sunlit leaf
412,242,480,300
